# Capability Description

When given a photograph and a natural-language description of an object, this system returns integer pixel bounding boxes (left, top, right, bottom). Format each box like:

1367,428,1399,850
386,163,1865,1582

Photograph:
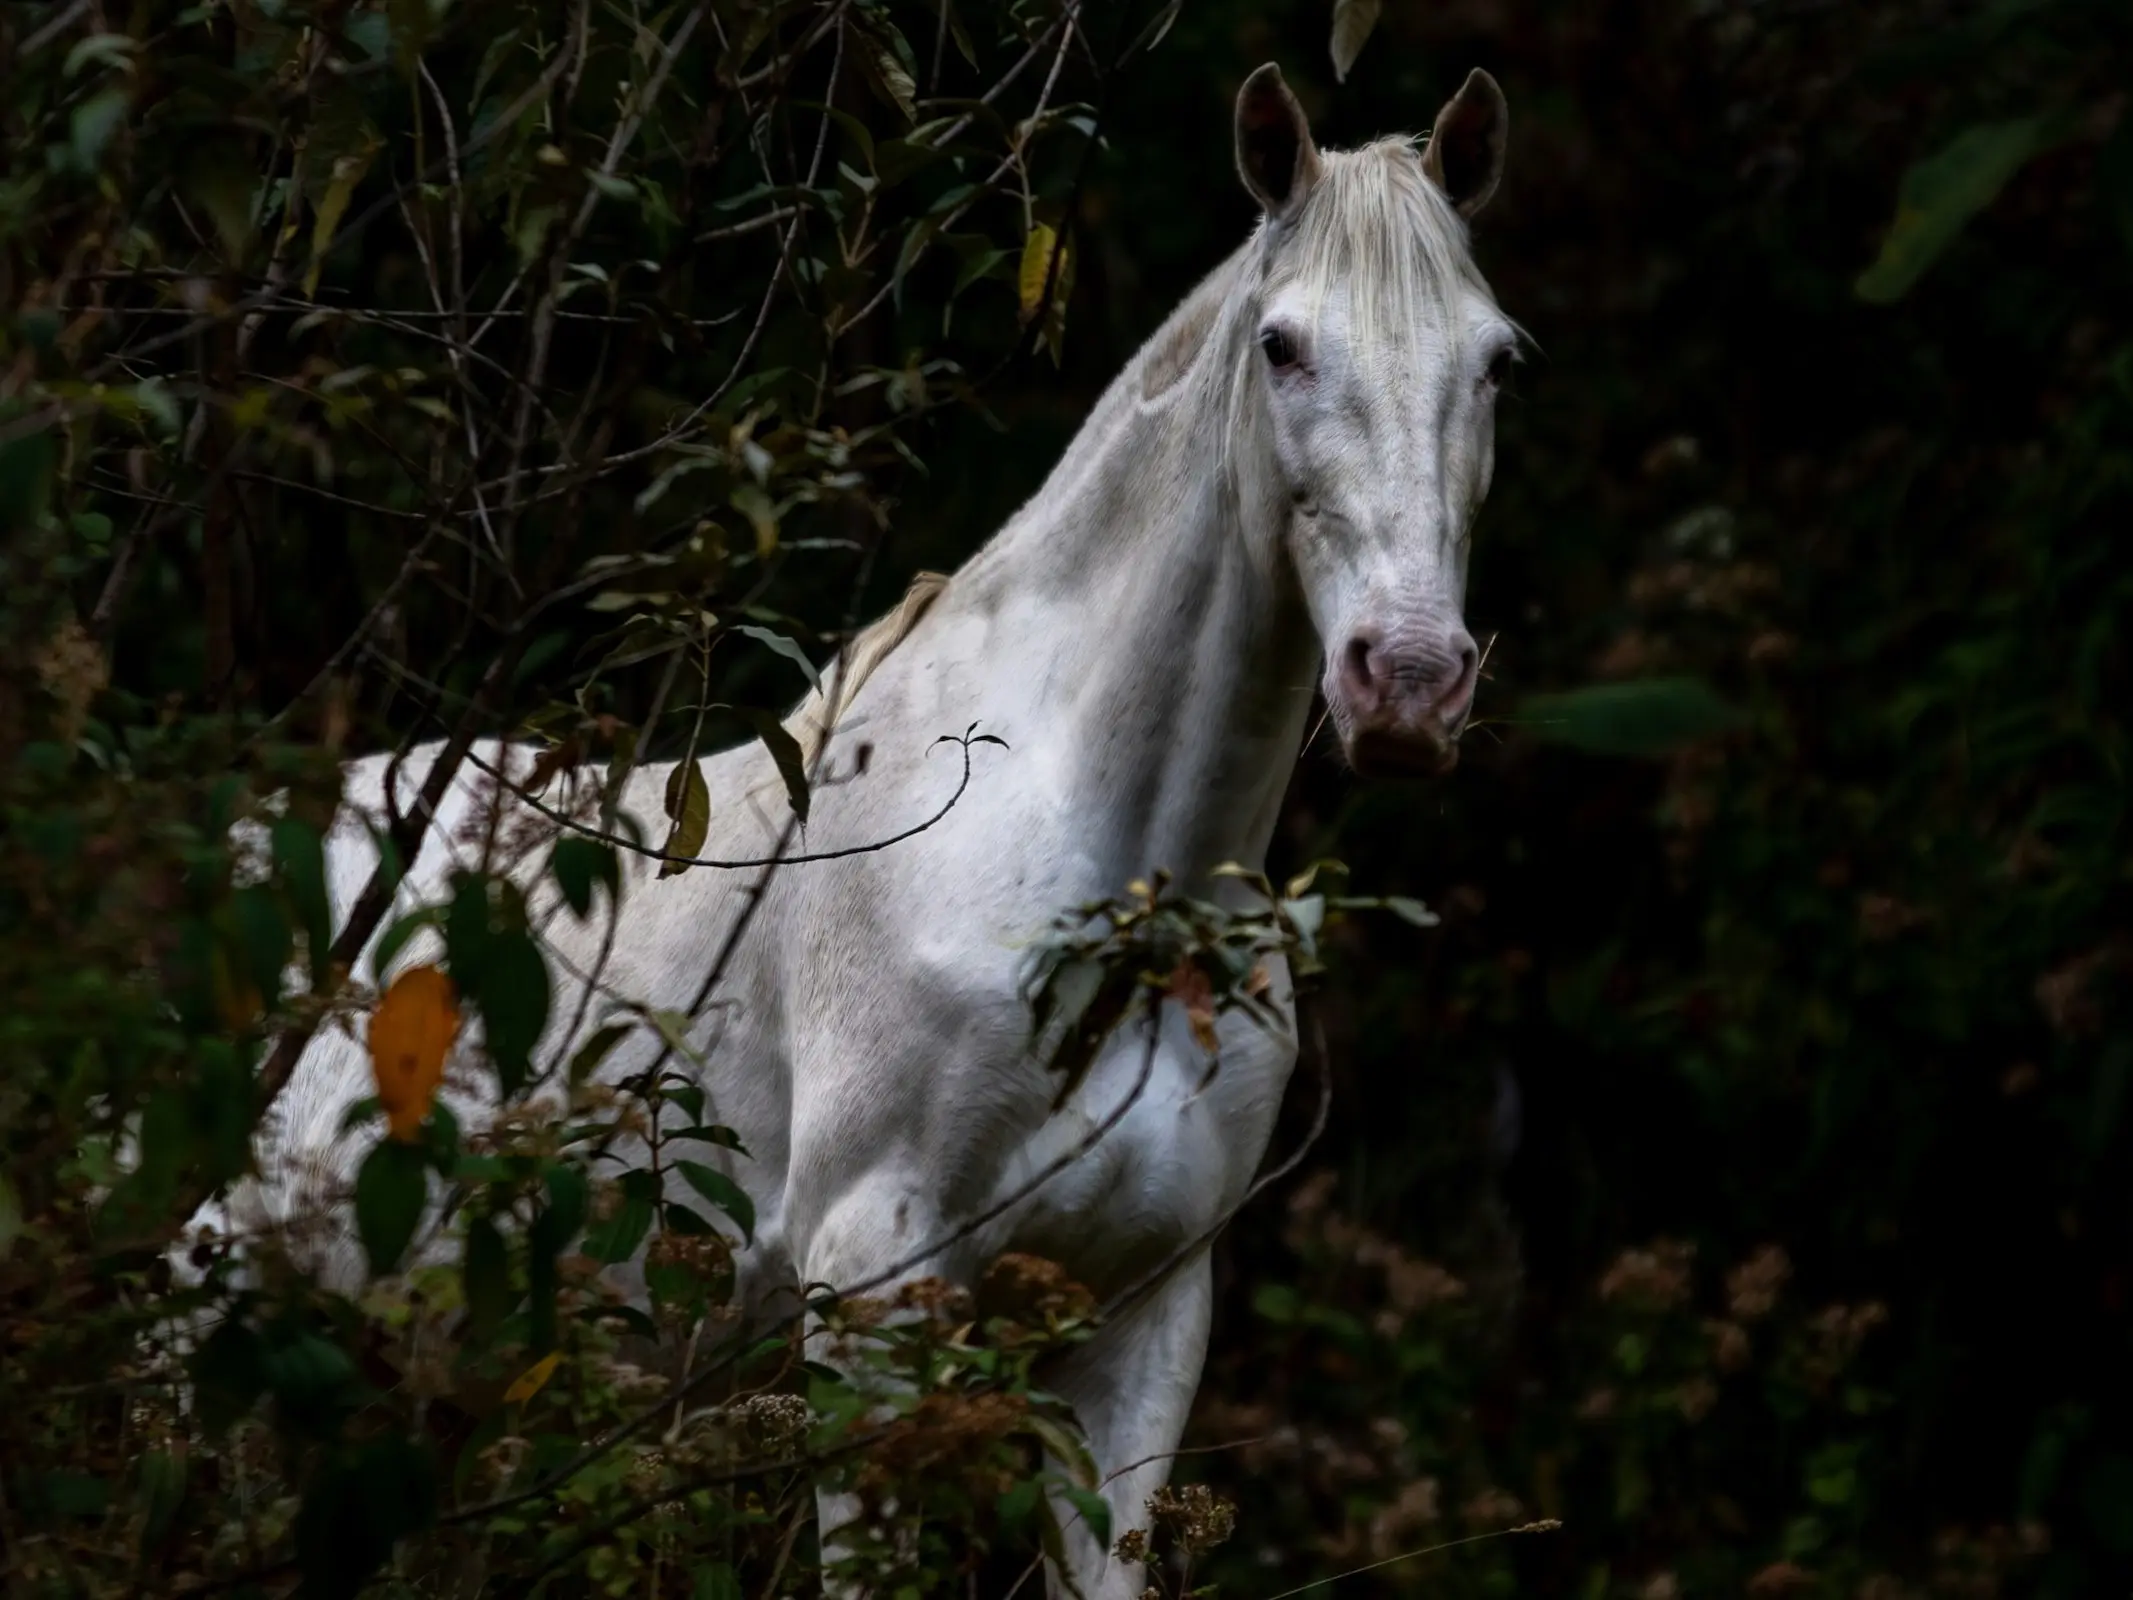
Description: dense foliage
3,0,2130,1595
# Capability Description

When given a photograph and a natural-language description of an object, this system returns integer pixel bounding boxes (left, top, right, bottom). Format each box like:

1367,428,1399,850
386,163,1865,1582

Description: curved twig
455,724,1005,871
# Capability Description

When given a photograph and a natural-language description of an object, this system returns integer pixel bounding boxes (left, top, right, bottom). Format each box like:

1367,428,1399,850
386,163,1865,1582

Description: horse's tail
786,570,951,766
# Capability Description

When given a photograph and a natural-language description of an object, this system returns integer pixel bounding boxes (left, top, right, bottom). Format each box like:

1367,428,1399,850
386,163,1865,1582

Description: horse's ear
1235,64,1322,220
1422,68,1508,218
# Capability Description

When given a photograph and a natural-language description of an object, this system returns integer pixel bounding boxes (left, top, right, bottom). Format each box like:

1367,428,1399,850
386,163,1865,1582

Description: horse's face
1235,65,1512,779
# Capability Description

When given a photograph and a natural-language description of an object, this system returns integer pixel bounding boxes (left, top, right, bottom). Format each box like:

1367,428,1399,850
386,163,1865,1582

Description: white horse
217,62,1516,1598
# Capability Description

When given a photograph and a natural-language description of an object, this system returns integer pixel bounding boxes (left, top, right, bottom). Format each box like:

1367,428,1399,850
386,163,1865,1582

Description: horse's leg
799,1173,964,1594
1043,1248,1214,1600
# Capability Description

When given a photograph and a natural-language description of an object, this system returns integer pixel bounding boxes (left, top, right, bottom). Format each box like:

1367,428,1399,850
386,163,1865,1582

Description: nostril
1436,633,1481,718
1342,636,1378,698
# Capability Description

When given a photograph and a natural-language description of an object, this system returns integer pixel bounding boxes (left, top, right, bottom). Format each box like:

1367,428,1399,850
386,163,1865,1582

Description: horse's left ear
1423,68,1508,218
1235,64,1323,220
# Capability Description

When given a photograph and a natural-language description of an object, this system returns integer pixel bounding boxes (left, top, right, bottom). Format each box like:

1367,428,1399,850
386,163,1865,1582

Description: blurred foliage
4,0,2133,1593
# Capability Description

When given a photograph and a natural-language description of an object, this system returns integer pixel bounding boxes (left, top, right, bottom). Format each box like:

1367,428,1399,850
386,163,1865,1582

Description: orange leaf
1166,959,1219,1055
503,1350,563,1404
368,965,460,1142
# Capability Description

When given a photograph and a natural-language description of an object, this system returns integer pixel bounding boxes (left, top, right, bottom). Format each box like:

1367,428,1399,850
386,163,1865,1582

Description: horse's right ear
1235,64,1322,220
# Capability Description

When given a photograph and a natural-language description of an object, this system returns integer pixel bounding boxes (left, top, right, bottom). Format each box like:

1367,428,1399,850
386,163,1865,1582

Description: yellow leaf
305,137,382,296
368,965,460,1141
1018,224,1068,324
503,1350,563,1405
658,757,711,879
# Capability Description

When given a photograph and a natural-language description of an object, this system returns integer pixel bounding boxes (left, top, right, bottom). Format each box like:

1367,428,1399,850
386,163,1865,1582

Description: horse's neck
964,259,1319,886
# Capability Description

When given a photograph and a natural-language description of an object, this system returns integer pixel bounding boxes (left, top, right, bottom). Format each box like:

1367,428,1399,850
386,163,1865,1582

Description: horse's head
1235,63,1514,778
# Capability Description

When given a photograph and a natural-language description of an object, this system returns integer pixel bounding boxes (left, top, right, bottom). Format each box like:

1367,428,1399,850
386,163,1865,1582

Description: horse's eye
1485,347,1515,388
1260,328,1299,370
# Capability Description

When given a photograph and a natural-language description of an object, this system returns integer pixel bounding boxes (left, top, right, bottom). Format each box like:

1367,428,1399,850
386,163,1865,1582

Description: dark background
889,2,2133,1594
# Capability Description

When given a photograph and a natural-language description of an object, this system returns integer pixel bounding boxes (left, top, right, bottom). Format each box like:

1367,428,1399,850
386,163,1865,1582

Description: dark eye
1260,328,1299,370
1485,347,1516,388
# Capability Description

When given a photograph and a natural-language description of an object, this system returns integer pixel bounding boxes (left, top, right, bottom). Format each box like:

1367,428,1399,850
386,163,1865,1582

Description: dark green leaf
1856,117,2055,303
477,930,550,1096
372,904,445,985
541,1163,590,1246
228,884,292,1005
550,835,618,918
137,1449,187,1552
733,624,823,693
739,708,810,823
463,1214,514,1342
45,1471,108,1518
295,1436,437,1600
354,1137,429,1276
569,1021,635,1087
583,1171,658,1264
0,427,56,531
669,1123,751,1157
444,873,495,994
675,1159,755,1245
188,1319,267,1433
271,818,332,989
1060,1483,1111,1549
1517,677,1742,757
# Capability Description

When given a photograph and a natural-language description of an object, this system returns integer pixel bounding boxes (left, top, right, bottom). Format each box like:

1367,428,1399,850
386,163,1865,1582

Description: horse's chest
1000,1001,1298,1293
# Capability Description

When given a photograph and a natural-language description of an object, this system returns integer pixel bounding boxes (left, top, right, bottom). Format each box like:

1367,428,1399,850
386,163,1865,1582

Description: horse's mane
1277,136,1496,351
788,570,951,765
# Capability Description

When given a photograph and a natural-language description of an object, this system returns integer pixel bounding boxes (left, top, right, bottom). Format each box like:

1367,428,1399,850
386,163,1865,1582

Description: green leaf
583,1171,658,1264
70,88,130,171
731,483,779,559
658,758,710,878
1855,118,2054,304
1383,896,1438,929
179,140,258,260
550,835,618,918
371,904,444,985
695,1564,743,1600
45,1471,109,1518
295,1436,437,1600
1059,1483,1111,1549
998,1479,1041,1531
0,1173,21,1256
463,1213,514,1341
188,1319,267,1433
477,930,550,1096
644,1007,706,1067
64,32,139,77
1282,894,1326,955
228,883,292,1004
1517,677,1741,757
2099,114,2133,263
1329,0,1381,82
137,1448,187,1553
541,1163,590,1245
0,427,55,532
568,1021,635,1086
733,624,823,693
259,1329,357,1427
270,819,333,988
355,1138,429,1276
445,873,495,993
669,1123,750,1157
739,708,810,824
676,1160,755,1245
